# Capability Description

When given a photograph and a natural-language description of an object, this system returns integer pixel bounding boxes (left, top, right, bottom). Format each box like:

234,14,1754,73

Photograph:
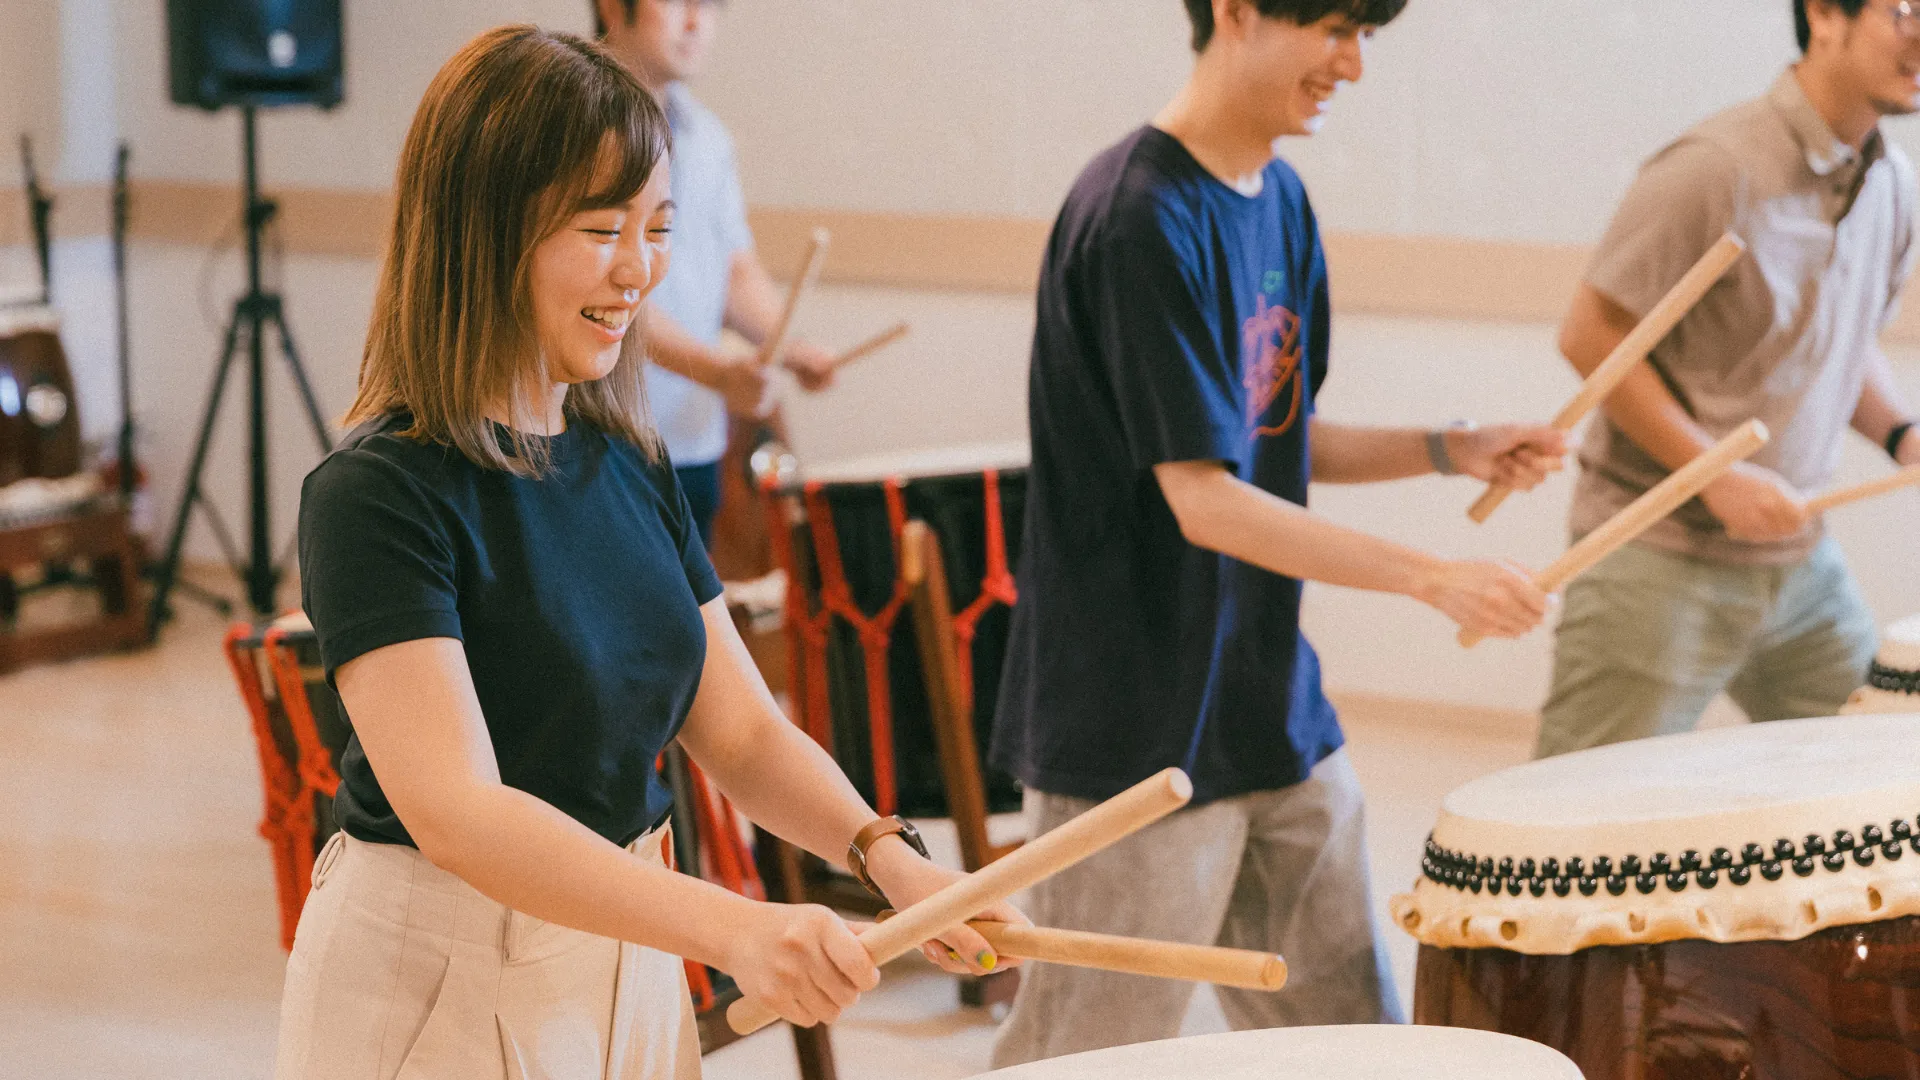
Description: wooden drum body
766,444,1028,819
0,306,82,486
1396,715,1920,1080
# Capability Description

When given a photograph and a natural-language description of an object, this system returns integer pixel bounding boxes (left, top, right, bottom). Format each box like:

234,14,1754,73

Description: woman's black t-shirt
297,412,723,849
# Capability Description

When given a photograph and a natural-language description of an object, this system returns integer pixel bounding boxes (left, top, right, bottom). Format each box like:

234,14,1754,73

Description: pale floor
0,588,1559,1080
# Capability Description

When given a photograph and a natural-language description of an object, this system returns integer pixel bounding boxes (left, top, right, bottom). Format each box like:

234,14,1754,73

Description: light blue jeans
1538,536,1876,759
989,750,1403,1069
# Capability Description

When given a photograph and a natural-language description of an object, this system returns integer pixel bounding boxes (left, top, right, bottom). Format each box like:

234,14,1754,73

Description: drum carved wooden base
1415,914,1920,1080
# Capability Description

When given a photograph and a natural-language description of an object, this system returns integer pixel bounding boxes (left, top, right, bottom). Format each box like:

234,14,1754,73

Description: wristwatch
1887,420,1915,462
1427,420,1477,476
848,815,930,898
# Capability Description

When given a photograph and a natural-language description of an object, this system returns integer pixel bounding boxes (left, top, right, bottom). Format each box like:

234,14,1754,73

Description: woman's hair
348,24,669,474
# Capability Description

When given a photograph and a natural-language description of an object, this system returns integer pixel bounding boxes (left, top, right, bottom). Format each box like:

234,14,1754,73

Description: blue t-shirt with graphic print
989,125,1342,807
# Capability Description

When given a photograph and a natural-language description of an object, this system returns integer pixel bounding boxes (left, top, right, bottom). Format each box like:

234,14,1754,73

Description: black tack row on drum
1868,660,1920,694
1423,818,1920,898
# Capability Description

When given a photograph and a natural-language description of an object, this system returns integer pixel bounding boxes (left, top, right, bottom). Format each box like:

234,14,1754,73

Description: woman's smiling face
528,152,674,391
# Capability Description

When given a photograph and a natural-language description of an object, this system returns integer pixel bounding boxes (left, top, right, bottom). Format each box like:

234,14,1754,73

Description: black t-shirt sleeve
298,448,463,677
1089,199,1243,471
668,464,724,604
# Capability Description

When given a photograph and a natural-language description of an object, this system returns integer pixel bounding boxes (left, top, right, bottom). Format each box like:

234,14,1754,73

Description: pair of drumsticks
759,226,911,377
1457,232,1920,648
727,769,1287,1036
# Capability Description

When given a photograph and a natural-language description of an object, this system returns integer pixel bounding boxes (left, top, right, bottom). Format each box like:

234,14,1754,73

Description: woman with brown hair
277,25,1016,1079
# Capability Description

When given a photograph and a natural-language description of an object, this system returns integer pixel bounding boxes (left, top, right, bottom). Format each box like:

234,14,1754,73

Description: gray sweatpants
989,749,1404,1069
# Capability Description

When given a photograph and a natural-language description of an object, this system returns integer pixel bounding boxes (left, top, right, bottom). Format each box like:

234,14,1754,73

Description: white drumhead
1877,613,1920,670
1437,714,1920,855
970,1026,1582,1079
803,441,1028,485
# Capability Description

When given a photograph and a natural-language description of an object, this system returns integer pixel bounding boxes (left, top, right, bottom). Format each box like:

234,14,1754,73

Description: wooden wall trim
10,181,1920,344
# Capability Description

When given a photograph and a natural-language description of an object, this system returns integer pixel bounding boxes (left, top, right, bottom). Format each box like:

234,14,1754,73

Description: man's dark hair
593,0,638,38
1182,0,1408,52
1794,0,1869,51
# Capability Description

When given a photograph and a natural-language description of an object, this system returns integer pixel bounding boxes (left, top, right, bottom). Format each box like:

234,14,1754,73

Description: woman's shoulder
304,412,464,514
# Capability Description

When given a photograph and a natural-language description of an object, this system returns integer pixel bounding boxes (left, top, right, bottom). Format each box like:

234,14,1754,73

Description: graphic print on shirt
1242,291,1304,441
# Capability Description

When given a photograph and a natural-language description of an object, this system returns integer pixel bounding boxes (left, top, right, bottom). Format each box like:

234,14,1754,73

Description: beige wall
12,1,1920,712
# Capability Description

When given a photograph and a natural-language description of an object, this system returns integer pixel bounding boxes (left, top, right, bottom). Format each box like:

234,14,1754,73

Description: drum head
971,1026,1582,1079
802,441,1029,485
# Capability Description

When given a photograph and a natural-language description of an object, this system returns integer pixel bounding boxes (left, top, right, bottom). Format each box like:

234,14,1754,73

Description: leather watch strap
848,815,928,898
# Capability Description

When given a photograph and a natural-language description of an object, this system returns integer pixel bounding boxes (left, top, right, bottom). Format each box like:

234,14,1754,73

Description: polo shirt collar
1769,67,1884,177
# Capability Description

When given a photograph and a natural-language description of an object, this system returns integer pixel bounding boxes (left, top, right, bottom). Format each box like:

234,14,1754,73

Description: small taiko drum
0,305,82,487
968,1025,1582,1079
1396,714,1920,1080
765,442,1028,819
1843,613,1920,716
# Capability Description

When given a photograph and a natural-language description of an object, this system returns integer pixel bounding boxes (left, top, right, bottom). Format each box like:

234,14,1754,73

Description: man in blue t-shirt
989,0,1568,1065
596,0,838,539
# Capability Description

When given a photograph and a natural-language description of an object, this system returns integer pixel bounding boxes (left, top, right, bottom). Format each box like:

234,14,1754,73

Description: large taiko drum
1396,714,1920,1080
968,1025,1582,1079
0,305,82,486
766,442,1028,819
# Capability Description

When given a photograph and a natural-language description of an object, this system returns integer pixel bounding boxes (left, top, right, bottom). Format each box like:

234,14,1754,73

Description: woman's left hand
864,834,1029,976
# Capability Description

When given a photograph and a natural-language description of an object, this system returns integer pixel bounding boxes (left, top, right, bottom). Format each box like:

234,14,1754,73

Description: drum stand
148,107,332,632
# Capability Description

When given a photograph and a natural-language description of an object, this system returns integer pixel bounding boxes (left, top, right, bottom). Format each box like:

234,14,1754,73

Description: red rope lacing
658,751,764,1012
761,470,1019,817
946,470,1019,710
263,628,342,802
222,624,311,952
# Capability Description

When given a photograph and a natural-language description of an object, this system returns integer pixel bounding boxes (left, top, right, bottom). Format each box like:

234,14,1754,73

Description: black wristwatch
1887,420,1915,462
847,815,930,898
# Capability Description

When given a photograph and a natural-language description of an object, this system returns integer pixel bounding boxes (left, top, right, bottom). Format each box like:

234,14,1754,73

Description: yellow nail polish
946,948,962,962
977,951,997,971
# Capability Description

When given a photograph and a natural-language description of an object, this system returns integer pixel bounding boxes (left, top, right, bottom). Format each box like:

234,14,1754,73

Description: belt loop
311,830,346,888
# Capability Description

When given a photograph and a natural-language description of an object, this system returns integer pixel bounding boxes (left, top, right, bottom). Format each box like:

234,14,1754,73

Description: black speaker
168,0,344,110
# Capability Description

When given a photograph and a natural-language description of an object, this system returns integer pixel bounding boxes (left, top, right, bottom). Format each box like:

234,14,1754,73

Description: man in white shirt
596,0,837,539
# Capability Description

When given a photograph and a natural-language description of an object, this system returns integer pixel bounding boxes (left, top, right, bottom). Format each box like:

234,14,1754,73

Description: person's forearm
647,304,735,390
427,781,758,969
1592,364,1718,471
1852,346,1916,449
1156,462,1442,597
1562,285,1715,473
1310,419,1433,483
678,601,877,866
723,250,788,347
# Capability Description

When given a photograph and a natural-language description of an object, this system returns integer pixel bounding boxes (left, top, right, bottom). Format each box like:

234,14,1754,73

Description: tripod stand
148,107,333,633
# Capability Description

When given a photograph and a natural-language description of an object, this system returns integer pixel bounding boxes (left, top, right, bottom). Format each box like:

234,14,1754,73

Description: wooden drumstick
1459,419,1769,648
972,922,1286,991
1805,465,1920,515
872,909,1284,990
1468,233,1747,524
832,321,910,373
758,227,831,369
726,768,1194,1035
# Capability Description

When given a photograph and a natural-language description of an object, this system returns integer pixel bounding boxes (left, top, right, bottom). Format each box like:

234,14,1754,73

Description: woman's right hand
1416,558,1550,640
722,902,879,1028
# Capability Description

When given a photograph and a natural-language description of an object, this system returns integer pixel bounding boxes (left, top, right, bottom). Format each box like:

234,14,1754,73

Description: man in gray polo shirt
1540,0,1920,757
596,0,838,540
